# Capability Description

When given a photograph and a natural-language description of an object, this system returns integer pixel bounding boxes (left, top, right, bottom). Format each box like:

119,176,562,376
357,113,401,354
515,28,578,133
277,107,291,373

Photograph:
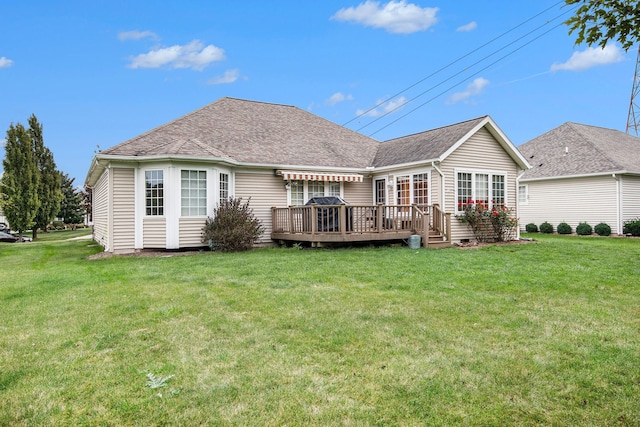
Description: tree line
0,115,86,240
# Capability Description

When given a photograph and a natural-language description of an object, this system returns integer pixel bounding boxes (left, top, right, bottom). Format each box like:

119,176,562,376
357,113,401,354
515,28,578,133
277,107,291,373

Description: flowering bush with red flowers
456,200,518,242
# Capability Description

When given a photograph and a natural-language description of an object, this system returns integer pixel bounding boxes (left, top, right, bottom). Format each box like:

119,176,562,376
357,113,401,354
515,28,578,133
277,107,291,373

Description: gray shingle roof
102,97,381,169
519,122,640,180
375,116,488,167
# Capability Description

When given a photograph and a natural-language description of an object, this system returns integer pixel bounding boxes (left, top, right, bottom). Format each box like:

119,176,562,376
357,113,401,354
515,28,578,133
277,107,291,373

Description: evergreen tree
58,172,84,225
0,123,39,238
29,115,62,238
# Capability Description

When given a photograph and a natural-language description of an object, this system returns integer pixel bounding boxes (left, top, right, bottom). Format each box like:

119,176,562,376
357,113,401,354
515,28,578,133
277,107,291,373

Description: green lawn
1,234,639,426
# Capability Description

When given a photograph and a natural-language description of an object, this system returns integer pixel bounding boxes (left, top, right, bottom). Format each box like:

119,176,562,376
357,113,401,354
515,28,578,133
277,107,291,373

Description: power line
368,19,570,138
344,1,574,135
358,4,577,134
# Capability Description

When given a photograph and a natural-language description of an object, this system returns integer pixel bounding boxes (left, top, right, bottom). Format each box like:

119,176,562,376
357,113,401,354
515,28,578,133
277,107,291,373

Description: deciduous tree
565,0,640,51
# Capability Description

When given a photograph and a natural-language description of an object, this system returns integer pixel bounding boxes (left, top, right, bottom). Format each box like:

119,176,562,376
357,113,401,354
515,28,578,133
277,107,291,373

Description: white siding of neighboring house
235,171,288,244
441,127,521,242
343,177,373,205
620,175,640,226
112,168,136,253
519,175,619,234
92,169,110,251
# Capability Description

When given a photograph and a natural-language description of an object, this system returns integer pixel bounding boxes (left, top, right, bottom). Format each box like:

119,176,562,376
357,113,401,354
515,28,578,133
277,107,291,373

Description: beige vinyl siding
143,218,167,248
179,217,207,247
621,175,640,224
111,168,135,253
235,171,287,244
343,178,373,205
441,127,521,242
92,169,110,251
519,175,619,234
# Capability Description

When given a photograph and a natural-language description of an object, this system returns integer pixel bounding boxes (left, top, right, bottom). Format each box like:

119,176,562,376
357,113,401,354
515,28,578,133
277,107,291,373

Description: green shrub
576,222,593,236
594,222,611,236
456,201,518,242
623,218,640,236
525,223,538,233
539,221,554,234
557,222,572,235
201,197,265,252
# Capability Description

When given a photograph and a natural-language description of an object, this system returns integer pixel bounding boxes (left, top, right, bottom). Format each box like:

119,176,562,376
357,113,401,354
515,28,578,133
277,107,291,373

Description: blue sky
0,1,634,185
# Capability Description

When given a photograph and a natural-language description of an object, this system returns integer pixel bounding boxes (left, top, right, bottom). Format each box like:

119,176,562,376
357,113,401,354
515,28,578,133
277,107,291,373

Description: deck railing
271,203,451,246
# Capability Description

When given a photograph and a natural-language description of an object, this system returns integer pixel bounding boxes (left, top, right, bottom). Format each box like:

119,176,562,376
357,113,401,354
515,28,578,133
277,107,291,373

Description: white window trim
454,168,509,214
518,184,528,206
179,169,208,218
287,180,344,206
376,170,431,206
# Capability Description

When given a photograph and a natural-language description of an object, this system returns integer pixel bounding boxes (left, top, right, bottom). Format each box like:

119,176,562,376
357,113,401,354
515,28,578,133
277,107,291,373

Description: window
492,175,505,207
456,170,506,212
288,180,342,205
375,179,386,204
219,173,229,204
181,170,206,216
290,180,304,206
413,173,429,205
145,170,164,216
327,182,341,197
518,184,528,205
396,176,410,205
308,181,325,198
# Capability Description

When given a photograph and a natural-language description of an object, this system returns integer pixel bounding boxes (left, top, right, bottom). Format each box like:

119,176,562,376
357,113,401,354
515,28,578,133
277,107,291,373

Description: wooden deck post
445,212,452,242
423,210,430,248
340,204,347,236
376,203,383,232
311,204,317,236
288,206,294,234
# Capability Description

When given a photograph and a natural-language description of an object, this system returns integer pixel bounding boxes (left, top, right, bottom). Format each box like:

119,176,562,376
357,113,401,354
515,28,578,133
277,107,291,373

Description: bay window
181,170,207,216
145,170,164,216
456,170,507,212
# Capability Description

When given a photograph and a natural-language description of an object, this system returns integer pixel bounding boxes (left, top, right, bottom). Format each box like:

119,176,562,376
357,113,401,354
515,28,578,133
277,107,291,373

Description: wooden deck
271,204,452,248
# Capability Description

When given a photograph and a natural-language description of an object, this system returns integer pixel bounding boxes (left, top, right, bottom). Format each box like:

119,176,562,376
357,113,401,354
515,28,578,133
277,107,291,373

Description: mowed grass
0,234,639,426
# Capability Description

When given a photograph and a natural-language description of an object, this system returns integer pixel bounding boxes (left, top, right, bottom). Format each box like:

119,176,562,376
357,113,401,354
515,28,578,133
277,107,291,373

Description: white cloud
208,69,240,85
118,30,159,41
356,96,408,117
0,57,14,68
550,44,624,72
456,21,477,32
331,1,438,34
447,77,489,104
128,40,225,71
326,92,354,106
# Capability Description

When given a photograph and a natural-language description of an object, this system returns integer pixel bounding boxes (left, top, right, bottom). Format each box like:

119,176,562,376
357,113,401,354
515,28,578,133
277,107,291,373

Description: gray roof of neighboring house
101,97,381,169
518,122,640,180
374,116,488,167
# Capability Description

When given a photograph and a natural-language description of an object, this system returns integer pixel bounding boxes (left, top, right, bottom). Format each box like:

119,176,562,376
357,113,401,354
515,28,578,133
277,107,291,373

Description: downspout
516,170,527,240
613,174,621,235
431,161,445,208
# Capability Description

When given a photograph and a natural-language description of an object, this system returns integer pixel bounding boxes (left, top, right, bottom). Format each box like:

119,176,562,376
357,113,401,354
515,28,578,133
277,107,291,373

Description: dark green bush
539,221,554,234
201,197,265,252
594,222,611,236
575,222,592,236
525,223,538,233
623,218,640,236
557,222,572,234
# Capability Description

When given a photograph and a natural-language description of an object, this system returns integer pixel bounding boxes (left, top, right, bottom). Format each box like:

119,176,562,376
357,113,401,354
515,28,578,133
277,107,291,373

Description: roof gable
519,122,640,180
375,116,529,169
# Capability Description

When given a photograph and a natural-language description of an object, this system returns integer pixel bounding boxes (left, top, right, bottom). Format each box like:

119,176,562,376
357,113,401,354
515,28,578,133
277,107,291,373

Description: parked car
0,231,18,243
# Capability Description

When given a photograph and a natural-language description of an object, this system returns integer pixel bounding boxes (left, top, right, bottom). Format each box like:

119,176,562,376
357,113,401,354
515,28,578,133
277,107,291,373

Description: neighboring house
85,97,529,253
518,122,640,235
